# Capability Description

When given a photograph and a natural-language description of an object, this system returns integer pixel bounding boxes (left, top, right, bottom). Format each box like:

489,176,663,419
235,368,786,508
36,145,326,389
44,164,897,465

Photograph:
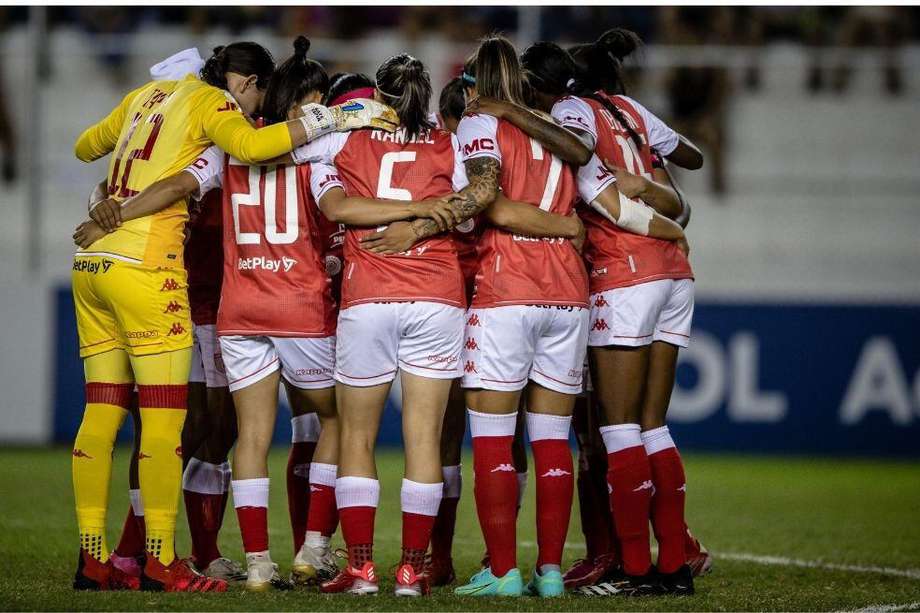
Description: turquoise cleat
454,567,523,597
524,567,565,597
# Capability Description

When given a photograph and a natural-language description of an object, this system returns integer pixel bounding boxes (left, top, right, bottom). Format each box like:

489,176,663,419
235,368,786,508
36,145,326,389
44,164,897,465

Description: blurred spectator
830,7,907,96
659,7,732,197
75,7,137,85
0,9,18,183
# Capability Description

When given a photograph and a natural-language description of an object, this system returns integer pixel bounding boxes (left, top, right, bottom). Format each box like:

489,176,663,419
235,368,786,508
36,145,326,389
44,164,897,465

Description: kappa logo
72,448,93,459
467,314,481,327
163,301,183,314
490,463,515,473
541,468,572,477
160,278,180,291
464,337,479,351
463,360,477,373
632,480,654,493
167,322,186,336
592,319,610,331
678,483,687,492
594,294,609,307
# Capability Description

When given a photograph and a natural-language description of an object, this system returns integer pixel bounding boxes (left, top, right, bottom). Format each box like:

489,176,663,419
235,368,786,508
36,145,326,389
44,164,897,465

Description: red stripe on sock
137,384,188,409
86,383,133,408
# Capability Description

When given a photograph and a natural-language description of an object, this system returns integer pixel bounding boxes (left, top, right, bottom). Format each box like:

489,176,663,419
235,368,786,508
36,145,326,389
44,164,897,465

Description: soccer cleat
203,557,247,582
394,563,429,597
291,541,340,585
523,567,564,597
454,567,523,597
425,554,456,587
686,535,713,577
578,568,665,597
659,564,695,595
73,549,111,591
141,556,227,592
563,553,618,589
244,553,293,592
320,561,379,595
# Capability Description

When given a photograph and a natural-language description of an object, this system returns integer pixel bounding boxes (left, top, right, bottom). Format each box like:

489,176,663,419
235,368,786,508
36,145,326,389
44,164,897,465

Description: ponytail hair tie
566,78,576,89
461,71,476,85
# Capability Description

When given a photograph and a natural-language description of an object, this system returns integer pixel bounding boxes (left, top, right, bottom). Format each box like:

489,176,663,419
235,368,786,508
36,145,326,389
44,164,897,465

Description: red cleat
141,556,227,592
425,554,455,587
73,549,111,590
320,561,379,595
563,553,619,589
394,563,429,597
685,532,713,577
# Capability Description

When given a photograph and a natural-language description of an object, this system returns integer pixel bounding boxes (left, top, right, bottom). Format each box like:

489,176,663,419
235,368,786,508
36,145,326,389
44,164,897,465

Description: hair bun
293,35,310,59
212,45,226,56
596,28,641,61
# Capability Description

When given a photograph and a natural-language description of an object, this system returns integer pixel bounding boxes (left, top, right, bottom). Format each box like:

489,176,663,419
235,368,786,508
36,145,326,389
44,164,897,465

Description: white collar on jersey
149,48,205,81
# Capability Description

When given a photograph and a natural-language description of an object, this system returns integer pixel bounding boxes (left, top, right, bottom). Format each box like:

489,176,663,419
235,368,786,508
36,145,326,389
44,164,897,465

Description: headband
327,87,375,107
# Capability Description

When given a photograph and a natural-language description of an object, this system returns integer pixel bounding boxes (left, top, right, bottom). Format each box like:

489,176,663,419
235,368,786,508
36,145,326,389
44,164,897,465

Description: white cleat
291,537,340,585
245,552,293,592
203,557,247,582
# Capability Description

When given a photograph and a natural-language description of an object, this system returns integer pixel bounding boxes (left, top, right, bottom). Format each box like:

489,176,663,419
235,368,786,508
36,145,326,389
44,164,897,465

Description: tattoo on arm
409,156,501,242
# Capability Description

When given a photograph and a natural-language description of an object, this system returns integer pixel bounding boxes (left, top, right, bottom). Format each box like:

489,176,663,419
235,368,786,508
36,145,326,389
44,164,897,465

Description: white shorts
194,323,228,388
461,305,589,395
189,326,205,384
219,335,336,393
588,278,694,348
335,302,464,387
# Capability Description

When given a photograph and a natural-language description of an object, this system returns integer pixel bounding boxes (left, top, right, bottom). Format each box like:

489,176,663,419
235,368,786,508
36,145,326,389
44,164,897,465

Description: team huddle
69,28,710,598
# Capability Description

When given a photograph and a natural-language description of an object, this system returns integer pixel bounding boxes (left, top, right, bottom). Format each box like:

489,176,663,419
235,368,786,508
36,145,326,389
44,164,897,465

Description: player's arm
652,157,691,228
318,186,460,231
487,193,583,241
360,156,500,255
603,160,683,221
667,135,704,171
590,183,686,243
74,172,200,248
73,85,144,161
467,96,592,165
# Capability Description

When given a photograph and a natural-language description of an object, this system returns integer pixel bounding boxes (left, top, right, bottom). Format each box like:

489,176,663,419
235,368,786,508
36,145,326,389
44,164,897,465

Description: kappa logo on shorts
466,314,481,327
464,337,479,351
163,301,183,314
594,294,610,307
463,360,477,373
592,319,610,331
167,322,186,336
160,278,180,291
125,330,158,339
72,448,93,459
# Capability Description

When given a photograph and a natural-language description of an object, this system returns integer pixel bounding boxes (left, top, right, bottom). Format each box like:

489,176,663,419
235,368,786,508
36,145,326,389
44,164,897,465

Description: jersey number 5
377,151,417,200
231,166,298,245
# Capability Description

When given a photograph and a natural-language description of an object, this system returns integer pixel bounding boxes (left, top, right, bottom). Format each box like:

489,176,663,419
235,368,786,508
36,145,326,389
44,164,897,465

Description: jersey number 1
530,138,563,211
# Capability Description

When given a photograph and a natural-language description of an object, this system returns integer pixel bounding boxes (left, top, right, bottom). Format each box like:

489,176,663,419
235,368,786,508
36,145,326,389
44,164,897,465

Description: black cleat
578,567,666,597
659,564,695,595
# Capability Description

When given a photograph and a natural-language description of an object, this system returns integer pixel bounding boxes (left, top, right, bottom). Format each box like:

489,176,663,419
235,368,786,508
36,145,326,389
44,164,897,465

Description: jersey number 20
231,166,298,245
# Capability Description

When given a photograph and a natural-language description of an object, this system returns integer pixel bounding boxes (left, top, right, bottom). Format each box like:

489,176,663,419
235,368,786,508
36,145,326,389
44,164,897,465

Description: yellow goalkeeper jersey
74,75,294,269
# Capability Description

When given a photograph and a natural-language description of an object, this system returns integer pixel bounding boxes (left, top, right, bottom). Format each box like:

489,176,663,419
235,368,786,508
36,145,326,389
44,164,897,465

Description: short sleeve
450,134,469,192
551,96,597,150
577,154,617,205
184,146,224,200
621,96,679,157
309,162,345,203
456,114,501,164
291,132,349,166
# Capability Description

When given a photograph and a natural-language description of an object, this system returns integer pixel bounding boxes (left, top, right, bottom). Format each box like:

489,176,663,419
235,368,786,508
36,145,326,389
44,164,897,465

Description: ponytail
520,41,581,98
200,42,274,91
375,53,434,139
474,35,526,106
261,35,329,124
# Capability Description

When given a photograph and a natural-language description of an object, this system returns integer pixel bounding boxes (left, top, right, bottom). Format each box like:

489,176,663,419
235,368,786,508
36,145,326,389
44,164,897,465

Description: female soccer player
70,39,397,592
519,31,703,594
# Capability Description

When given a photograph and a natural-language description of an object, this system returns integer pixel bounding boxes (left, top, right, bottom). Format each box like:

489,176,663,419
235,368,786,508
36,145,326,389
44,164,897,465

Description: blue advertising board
53,288,920,455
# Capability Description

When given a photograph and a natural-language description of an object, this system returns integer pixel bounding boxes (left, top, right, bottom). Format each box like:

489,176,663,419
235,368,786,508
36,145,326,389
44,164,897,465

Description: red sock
287,441,316,553
431,497,458,563
472,435,517,576
233,478,270,553
648,447,687,573
607,445,653,576
401,512,436,568
532,439,574,568
306,484,338,536
340,507,375,566
114,505,145,558
184,490,224,567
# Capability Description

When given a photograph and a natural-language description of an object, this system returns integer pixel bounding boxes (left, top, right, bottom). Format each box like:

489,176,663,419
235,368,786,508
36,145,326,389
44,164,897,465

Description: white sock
232,477,270,508
335,476,380,510
599,423,643,454
291,413,321,444
401,479,443,517
641,425,676,455
183,457,226,494
129,488,144,516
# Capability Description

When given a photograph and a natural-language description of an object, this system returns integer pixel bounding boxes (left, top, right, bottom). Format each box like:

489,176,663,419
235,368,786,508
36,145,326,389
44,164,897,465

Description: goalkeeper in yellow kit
70,41,398,592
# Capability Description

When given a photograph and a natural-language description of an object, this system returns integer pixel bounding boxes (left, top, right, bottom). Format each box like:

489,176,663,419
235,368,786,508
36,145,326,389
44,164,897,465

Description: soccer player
519,31,704,594
70,40,395,592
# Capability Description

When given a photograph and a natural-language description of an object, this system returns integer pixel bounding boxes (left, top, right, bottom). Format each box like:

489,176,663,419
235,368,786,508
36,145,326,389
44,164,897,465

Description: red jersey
557,94,693,293
315,208,345,307
292,127,467,310
185,146,336,337
184,188,223,326
456,113,588,308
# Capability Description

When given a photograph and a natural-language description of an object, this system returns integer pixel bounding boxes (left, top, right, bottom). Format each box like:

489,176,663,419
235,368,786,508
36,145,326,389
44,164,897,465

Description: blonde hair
474,35,526,106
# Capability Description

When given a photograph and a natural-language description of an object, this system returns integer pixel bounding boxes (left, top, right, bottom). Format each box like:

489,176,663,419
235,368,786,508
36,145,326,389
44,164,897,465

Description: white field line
842,602,920,612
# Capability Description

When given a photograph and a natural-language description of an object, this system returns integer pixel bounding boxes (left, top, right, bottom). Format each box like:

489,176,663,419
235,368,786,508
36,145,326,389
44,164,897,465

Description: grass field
1,447,919,611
